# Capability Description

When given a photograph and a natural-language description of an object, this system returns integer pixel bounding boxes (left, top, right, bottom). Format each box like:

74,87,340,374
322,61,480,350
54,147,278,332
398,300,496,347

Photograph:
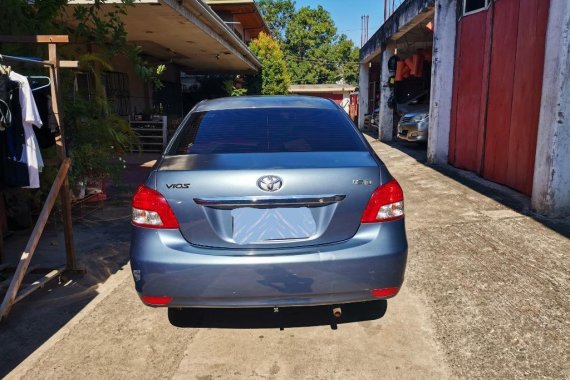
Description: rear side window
168,107,366,155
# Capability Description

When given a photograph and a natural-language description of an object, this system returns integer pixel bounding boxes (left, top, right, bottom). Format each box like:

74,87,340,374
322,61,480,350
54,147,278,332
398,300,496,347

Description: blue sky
293,0,383,47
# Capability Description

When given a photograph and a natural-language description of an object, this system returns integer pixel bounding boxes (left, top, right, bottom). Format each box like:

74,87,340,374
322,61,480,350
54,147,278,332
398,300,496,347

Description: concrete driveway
6,268,449,379
1,138,569,379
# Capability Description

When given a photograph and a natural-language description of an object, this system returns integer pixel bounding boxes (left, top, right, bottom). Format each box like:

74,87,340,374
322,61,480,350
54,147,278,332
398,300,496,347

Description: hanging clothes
0,72,29,187
9,71,44,189
32,87,56,148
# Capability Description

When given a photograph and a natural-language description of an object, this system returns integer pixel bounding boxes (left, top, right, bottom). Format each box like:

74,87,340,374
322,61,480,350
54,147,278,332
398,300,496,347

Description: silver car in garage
129,96,408,314
397,109,429,143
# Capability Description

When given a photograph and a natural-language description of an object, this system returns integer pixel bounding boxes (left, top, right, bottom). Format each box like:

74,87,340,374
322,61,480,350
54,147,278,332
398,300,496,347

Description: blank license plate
231,207,316,245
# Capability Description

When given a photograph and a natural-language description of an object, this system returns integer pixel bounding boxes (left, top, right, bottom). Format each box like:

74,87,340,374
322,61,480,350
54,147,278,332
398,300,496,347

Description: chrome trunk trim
194,194,346,209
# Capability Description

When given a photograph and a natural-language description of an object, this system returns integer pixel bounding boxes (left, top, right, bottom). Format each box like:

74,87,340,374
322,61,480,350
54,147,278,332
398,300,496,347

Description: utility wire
286,56,361,65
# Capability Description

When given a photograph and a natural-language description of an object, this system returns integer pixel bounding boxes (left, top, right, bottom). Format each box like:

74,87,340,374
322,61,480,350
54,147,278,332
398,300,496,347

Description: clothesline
0,53,53,92
0,53,53,67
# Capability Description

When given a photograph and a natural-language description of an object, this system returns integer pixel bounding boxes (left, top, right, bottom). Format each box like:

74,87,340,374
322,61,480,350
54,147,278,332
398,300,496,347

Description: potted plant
65,98,138,201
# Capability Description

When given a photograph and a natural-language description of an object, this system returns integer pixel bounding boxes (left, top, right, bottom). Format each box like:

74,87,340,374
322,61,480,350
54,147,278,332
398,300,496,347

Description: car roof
194,95,339,112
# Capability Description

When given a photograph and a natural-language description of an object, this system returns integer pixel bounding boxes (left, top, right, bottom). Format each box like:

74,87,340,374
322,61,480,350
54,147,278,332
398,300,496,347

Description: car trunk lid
155,152,380,252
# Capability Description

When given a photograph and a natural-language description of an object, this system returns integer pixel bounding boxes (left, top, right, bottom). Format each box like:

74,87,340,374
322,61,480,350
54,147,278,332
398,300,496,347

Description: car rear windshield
167,107,366,155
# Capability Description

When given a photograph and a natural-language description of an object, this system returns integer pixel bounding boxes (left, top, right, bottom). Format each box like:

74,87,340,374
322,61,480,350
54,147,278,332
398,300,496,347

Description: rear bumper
129,221,408,308
397,133,427,142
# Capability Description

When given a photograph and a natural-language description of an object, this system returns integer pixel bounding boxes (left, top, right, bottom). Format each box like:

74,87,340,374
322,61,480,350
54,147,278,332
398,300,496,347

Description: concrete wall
358,62,370,130
531,0,570,217
427,0,457,164
379,43,396,141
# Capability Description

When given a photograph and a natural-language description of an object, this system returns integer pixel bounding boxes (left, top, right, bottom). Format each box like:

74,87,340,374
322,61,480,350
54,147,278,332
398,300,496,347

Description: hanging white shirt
9,71,44,189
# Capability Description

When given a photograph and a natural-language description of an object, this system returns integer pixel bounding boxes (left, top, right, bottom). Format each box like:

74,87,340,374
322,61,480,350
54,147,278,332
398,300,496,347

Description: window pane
169,108,366,155
465,0,486,13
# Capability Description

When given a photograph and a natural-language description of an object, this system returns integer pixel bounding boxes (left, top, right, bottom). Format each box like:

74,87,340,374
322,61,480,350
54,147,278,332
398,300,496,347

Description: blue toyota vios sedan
129,96,407,314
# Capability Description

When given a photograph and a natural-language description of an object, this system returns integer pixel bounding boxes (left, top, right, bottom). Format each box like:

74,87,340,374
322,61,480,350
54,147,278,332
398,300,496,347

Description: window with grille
103,71,131,116
464,0,489,15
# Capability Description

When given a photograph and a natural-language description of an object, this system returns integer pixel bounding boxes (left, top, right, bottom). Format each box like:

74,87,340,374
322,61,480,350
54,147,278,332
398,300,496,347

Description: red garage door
449,0,550,195
449,10,491,172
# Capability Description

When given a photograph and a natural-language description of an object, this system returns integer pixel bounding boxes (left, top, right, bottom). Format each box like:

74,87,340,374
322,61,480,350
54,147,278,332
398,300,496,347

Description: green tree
330,34,361,85
0,0,66,37
284,6,336,84
247,32,291,95
256,0,295,43
256,2,360,85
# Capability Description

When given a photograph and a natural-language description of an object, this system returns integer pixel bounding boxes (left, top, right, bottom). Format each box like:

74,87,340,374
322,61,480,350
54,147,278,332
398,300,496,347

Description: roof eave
169,0,261,70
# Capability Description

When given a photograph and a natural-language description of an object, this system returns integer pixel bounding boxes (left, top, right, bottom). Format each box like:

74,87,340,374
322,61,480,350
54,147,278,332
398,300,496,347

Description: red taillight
131,184,180,229
361,179,404,223
141,295,173,306
371,287,400,299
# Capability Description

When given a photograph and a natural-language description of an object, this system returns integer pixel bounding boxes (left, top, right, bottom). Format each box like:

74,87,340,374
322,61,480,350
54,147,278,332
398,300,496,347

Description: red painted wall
482,0,519,185
449,11,489,172
450,0,550,195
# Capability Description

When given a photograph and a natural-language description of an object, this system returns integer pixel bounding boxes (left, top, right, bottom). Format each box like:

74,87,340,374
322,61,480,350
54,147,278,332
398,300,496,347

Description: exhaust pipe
332,307,342,318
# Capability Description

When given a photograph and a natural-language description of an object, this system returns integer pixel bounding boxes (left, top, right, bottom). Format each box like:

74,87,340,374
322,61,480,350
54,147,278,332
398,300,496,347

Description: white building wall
379,44,396,141
427,0,457,164
358,62,370,131
532,0,570,217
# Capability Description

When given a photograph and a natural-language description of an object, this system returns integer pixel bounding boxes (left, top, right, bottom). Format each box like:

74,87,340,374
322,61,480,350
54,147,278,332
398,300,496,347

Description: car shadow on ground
168,300,387,329
364,132,570,239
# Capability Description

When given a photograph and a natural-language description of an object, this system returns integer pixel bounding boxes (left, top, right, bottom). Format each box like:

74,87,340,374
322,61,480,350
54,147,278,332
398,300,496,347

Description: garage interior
390,17,434,137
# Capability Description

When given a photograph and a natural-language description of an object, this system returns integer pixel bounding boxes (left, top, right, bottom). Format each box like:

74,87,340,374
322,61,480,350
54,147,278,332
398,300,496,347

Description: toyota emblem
257,175,283,192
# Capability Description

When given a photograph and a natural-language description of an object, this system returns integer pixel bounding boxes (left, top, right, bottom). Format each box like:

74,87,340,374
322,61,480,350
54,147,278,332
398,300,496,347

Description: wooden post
0,160,71,321
48,43,76,271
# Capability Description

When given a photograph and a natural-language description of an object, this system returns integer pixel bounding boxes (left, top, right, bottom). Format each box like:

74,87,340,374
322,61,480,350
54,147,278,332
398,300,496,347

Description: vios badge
166,183,191,189
257,175,283,192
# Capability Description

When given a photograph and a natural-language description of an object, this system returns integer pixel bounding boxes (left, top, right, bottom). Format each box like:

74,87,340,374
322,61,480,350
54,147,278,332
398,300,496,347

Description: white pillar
358,62,370,131
427,0,457,164
379,45,396,141
531,0,570,217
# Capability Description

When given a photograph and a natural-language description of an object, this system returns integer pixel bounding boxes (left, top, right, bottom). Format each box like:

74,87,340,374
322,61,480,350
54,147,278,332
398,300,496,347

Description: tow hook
332,306,342,318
